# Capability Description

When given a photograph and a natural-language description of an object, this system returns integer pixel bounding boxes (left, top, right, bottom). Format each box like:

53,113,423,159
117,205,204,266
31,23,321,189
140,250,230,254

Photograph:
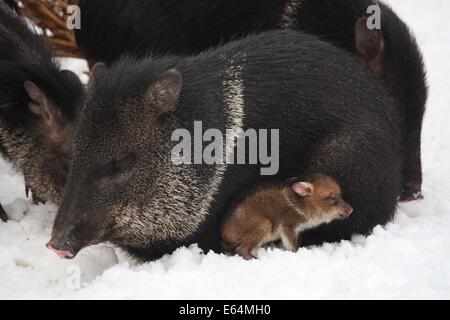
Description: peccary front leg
25,185,46,205
399,128,424,202
0,203,8,222
32,194,46,205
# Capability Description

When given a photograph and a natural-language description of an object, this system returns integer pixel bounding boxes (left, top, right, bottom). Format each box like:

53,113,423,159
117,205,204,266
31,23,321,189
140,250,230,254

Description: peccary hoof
26,186,47,205
32,194,46,205
399,190,424,202
0,204,8,222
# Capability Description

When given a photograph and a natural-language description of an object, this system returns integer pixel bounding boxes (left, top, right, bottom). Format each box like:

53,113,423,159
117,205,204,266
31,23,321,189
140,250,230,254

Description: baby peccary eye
327,195,339,204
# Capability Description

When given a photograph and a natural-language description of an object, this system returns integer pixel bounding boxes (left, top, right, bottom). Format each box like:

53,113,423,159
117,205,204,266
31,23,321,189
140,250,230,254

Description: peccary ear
24,81,66,141
145,68,183,117
24,81,54,120
355,17,385,75
90,62,106,78
87,62,106,91
292,182,315,197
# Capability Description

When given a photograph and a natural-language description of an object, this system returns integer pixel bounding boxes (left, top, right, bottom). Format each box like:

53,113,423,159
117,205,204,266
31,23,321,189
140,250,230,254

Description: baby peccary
222,174,353,260
0,3,84,216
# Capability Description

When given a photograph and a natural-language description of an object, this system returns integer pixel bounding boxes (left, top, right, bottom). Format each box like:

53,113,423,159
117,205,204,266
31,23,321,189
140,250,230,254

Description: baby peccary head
288,173,353,222
47,63,184,259
221,174,353,260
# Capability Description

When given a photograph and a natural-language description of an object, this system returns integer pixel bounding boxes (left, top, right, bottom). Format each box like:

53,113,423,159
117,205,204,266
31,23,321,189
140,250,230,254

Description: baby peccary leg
234,233,265,260
235,244,255,261
0,203,8,222
280,226,299,252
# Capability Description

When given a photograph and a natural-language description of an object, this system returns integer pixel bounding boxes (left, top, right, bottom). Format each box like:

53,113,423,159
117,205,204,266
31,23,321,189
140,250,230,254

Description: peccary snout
46,243,74,260
48,196,108,259
47,214,84,259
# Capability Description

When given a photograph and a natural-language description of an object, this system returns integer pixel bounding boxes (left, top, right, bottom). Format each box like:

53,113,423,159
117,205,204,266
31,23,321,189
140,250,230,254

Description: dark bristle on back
3,0,18,12
76,0,428,200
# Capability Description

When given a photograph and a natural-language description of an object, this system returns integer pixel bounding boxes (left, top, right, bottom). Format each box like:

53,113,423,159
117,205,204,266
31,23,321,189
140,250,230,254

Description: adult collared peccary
0,3,84,218
48,31,401,261
76,0,427,201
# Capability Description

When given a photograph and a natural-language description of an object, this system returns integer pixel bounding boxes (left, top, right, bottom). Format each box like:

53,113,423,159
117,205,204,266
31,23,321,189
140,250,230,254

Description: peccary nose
46,242,75,259
345,204,353,216
339,203,353,219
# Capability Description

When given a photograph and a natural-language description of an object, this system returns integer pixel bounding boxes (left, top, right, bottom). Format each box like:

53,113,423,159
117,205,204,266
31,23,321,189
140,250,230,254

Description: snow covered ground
1,0,450,299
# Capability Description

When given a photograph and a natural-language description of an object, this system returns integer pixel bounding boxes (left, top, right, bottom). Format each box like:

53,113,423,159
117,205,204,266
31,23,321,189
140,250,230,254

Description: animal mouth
339,207,353,218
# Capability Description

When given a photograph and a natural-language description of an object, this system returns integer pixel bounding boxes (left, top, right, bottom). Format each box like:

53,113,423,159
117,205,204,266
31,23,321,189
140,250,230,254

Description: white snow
1,0,450,299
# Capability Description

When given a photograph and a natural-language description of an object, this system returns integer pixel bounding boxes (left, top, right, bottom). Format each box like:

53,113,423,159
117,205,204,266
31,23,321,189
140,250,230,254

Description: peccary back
76,0,427,200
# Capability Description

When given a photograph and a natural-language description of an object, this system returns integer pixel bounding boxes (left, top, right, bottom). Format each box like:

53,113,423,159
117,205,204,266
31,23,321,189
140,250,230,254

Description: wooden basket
15,0,82,58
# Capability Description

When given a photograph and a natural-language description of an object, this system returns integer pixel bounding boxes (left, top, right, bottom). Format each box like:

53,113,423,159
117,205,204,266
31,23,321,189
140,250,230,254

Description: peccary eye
61,155,70,165
95,153,137,184
60,155,71,171
327,196,338,205
109,153,136,173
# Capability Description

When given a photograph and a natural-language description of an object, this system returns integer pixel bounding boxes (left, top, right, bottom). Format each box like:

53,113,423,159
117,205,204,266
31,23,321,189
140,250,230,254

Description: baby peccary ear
145,69,183,117
291,182,315,197
355,16,385,76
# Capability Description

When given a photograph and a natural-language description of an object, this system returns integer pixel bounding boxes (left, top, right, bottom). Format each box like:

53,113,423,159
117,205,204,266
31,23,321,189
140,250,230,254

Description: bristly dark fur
0,3,84,212
76,0,428,200
50,31,401,261
3,0,19,13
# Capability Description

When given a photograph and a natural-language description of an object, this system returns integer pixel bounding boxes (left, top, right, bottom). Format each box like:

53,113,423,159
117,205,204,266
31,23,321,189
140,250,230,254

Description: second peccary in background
76,0,428,200
48,31,401,261
0,3,84,217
